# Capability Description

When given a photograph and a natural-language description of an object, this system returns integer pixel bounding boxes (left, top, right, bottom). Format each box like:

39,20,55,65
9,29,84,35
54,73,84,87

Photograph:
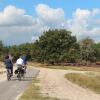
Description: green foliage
79,38,96,64
0,29,100,64
8,43,33,61
93,43,100,61
32,29,80,64
0,41,8,61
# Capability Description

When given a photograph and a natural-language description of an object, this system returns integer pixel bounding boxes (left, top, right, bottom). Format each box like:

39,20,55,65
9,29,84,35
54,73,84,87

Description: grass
65,73,100,94
28,62,100,72
17,62,100,99
19,79,59,100
0,61,4,68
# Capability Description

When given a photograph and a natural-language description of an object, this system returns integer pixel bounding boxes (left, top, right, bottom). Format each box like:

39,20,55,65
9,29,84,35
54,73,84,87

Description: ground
0,62,100,100
36,67,100,100
0,66,39,100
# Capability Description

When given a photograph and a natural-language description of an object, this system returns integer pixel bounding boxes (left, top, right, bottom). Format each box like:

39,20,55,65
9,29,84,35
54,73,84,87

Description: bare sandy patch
37,67,100,100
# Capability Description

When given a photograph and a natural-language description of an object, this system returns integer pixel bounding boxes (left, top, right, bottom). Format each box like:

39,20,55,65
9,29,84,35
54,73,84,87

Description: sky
0,0,100,45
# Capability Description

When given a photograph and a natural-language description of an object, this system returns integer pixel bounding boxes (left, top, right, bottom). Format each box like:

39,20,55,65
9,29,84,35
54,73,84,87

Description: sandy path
0,67,17,81
37,67,100,100
0,67,39,100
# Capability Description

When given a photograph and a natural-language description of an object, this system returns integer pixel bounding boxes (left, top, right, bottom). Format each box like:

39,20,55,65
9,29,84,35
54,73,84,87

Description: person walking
4,55,13,77
9,54,13,75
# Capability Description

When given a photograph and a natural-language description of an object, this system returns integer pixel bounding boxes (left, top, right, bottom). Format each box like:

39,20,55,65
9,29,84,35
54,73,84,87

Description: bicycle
15,65,25,81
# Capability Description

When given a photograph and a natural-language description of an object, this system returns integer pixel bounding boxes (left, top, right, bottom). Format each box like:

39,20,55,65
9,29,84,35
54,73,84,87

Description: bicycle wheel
17,72,21,81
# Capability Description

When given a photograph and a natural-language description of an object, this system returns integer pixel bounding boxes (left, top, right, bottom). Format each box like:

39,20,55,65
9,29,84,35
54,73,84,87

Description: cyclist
16,56,24,69
15,56,24,79
21,55,27,73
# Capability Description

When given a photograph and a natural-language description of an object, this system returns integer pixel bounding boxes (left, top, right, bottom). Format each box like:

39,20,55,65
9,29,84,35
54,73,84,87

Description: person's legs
11,67,13,76
24,65,27,73
7,68,12,77
6,68,9,75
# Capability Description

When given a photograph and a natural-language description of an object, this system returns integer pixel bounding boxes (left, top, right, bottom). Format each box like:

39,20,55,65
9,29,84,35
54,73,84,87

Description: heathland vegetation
0,29,100,65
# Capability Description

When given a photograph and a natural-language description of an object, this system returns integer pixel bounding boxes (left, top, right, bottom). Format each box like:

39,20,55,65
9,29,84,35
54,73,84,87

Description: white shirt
16,58,24,65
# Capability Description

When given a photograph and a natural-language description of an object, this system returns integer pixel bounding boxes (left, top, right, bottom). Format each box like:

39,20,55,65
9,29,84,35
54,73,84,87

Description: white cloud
0,4,66,45
68,8,100,41
0,5,36,26
0,4,100,45
0,5,42,45
92,8,100,16
36,4,65,26
73,8,91,20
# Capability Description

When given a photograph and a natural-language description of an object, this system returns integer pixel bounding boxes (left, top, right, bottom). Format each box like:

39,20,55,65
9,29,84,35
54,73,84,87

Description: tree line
0,29,100,65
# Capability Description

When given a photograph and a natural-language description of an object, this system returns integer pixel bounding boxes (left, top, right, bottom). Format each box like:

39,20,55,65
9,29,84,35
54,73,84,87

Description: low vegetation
28,62,100,72
19,79,59,100
0,29,100,65
65,73,100,94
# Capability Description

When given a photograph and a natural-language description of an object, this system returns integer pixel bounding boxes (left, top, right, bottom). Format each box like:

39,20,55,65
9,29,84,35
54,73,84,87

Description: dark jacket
4,59,13,69
22,56,27,65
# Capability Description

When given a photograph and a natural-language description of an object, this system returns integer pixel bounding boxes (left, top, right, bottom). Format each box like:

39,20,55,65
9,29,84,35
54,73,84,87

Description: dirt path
37,67,100,100
0,67,39,100
0,67,16,81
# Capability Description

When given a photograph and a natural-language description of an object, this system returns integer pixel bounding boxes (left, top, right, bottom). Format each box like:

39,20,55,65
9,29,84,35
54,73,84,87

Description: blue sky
0,0,100,45
0,0,100,17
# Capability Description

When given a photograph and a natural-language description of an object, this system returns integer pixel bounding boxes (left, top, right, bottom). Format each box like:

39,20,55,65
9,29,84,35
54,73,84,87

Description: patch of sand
37,67,100,100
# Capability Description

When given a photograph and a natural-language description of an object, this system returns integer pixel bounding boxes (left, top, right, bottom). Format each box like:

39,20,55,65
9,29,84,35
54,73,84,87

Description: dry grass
65,73,100,94
19,79,59,100
0,61,4,68
28,62,100,72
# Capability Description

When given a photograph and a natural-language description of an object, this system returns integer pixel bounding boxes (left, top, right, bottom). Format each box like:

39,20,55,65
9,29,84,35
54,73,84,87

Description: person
9,54,13,75
16,56,24,68
21,55,27,73
21,55,27,65
4,55,13,76
15,57,24,77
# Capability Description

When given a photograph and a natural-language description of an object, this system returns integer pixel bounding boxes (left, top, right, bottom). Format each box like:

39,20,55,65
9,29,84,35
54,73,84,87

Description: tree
32,29,79,64
93,42,100,61
79,38,96,64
